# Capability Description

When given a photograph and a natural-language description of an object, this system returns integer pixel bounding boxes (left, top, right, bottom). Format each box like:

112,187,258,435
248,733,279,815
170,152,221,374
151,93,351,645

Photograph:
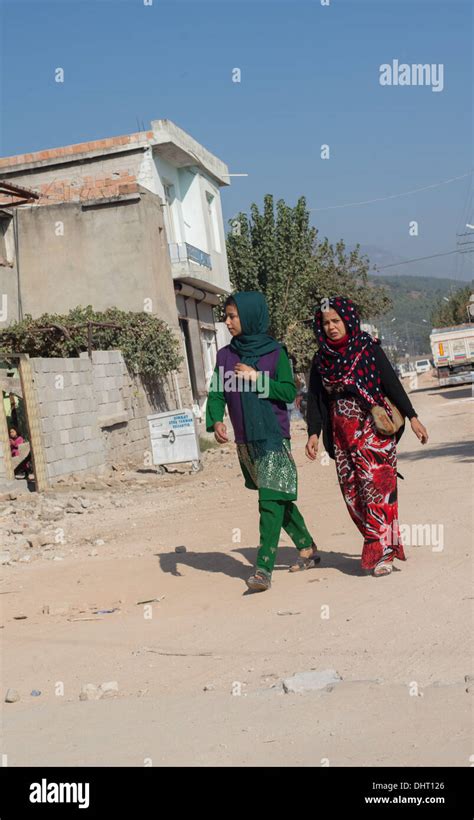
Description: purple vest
216,345,291,444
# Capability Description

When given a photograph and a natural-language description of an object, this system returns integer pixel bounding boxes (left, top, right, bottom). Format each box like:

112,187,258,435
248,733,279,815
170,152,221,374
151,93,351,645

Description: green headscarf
229,291,284,451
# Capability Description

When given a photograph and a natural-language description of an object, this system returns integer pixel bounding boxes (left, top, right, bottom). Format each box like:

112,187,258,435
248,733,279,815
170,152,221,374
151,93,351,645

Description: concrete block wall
91,350,128,422
90,350,153,466
31,356,107,481
28,350,188,482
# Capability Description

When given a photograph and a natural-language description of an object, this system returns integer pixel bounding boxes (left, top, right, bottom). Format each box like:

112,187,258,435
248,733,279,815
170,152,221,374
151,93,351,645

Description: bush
0,306,183,377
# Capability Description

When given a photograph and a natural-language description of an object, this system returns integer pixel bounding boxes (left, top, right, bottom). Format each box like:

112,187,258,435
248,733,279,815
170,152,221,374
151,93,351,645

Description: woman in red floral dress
305,297,428,577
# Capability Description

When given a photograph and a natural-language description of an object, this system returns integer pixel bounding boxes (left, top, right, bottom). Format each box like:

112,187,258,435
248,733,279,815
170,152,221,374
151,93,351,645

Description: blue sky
1,0,472,280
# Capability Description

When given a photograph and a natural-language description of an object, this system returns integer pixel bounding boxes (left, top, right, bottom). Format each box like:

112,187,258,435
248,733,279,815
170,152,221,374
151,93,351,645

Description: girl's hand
234,363,258,382
410,417,428,444
213,422,229,444
305,434,319,460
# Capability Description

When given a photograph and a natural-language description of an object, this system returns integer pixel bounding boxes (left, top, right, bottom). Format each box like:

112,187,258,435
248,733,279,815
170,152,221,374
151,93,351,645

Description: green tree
225,195,391,370
431,285,473,327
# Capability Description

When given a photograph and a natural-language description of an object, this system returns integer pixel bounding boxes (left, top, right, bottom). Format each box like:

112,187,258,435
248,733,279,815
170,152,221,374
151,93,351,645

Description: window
206,192,221,253
0,215,14,267
201,327,217,387
179,318,199,402
162,182,177,243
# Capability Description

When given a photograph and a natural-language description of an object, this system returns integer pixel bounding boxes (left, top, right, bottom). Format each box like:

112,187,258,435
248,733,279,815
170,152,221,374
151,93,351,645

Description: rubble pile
0,446,229,565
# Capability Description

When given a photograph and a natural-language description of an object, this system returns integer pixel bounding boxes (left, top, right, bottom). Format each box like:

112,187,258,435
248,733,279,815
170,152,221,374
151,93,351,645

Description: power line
309,171,473,212
377,248,473,270
453,175,473,286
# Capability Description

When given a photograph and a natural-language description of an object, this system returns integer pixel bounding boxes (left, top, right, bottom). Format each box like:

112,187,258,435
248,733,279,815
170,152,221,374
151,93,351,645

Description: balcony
168,240,231,295
168,242,212,270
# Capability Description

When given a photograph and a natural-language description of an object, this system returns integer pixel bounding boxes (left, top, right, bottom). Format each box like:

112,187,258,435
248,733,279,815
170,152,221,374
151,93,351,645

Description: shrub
0,306,183,377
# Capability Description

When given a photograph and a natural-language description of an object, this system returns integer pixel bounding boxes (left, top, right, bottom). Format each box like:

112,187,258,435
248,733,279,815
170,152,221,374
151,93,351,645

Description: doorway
178,318,199,405
0,357,38,491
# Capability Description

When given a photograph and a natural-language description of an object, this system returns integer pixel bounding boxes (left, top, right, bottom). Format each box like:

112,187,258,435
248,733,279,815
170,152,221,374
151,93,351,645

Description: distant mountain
358,244,473,281
358,245,407,272
369,274,470,355
372,273,468,298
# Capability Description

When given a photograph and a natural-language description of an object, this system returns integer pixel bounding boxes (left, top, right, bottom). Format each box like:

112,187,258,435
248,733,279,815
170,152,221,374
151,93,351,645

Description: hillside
369,274,469,355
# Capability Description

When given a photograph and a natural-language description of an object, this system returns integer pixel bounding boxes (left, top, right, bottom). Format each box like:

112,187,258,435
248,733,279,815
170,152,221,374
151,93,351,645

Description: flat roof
0,119,230,186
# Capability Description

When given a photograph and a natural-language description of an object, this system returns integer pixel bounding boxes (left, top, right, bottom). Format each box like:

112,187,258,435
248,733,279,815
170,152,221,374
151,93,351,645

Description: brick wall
0,131,153,205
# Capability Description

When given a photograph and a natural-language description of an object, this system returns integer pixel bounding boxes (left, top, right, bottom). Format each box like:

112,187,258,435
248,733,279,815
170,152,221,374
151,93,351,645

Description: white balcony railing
168,242,212,270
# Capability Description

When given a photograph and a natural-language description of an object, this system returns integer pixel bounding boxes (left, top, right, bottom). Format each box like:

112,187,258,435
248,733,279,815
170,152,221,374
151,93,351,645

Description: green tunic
206,349,299,501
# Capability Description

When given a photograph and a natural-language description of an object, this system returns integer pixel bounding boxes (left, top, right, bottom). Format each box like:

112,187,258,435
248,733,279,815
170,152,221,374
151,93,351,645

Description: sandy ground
1,380,472,767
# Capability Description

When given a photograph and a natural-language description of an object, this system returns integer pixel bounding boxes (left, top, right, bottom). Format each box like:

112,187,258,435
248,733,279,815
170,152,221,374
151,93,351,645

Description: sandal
373,560,393,577
289,544,321,573
246,571,271,592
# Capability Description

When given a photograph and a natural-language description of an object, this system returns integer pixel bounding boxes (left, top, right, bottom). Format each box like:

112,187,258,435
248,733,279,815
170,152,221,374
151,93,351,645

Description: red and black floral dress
308,296,418,571
328,384,406,570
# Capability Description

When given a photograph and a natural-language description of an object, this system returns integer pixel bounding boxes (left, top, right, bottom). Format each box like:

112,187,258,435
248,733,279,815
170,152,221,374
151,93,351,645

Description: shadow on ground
426,386,472,401
156,546,370,579
399,440,473,463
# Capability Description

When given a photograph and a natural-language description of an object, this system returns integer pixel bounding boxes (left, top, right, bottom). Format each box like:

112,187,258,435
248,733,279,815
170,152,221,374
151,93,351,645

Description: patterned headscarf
312,296,387,410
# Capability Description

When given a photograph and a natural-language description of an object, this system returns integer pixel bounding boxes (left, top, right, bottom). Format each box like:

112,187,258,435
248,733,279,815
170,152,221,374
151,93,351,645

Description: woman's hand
214,422,229,444
305,434,319,460
234,363,258,382
410,417,428,444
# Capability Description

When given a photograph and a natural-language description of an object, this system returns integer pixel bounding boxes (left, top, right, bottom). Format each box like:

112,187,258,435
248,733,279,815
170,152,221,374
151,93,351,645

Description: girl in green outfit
206,291,319,592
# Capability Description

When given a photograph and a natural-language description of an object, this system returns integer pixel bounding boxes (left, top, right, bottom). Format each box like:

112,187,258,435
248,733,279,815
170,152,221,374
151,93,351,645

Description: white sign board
147,409,200,467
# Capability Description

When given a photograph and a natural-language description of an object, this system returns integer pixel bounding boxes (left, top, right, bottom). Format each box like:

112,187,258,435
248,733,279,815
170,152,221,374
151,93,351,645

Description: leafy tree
431,285,473,327
225,195,391,370
0,306,182,377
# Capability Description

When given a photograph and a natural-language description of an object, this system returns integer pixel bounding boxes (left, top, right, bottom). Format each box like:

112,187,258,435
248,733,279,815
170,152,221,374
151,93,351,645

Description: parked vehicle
429,323,474,386
414,359,431,374
398,362,416,379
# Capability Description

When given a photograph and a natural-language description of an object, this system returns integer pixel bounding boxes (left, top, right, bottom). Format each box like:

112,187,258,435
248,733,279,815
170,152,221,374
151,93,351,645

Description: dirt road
1,383,472,766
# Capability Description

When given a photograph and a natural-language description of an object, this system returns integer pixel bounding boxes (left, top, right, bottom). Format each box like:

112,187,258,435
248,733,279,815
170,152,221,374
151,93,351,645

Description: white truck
429,323,474,386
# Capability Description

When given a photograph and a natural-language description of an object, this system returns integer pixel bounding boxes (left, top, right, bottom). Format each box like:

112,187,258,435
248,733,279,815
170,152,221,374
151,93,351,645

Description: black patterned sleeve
306,365,324,437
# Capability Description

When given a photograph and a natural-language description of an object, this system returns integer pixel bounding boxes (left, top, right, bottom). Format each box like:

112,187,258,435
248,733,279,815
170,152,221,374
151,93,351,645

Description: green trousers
256,499,314,577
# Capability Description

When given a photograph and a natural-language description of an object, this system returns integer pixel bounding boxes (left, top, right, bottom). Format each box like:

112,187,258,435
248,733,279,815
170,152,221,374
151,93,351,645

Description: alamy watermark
382,521,444,552
209,366,270,398
379,60,444,92
29,779,89,809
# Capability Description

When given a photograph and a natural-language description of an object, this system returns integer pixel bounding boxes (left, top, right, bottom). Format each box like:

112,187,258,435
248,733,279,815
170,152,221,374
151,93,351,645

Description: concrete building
0,119,231,418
